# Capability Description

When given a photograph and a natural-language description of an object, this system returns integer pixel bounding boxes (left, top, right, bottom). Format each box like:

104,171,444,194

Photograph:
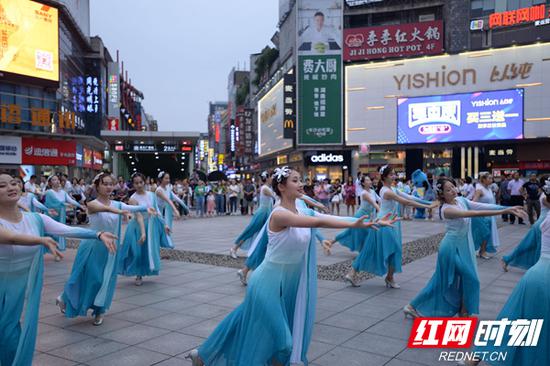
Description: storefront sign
470,20,484,31
297,0,343,145
489,4,547,29
86,76,99,113
258,79,293,156
75,144,83,167
345,43,550,145
344,21,443,62
397,89,524,144
93,151,103,170
230,119,236,153
486,145,516,161
22,138,76,166
305,151,351,166
181,146,193,152
243,109,254,154
290,152,303,163
276,155,288,165
107,117,119,131
283,68,296,139
107,62,120,118
163,145,177,153
83,148,92,168
0,136,21,164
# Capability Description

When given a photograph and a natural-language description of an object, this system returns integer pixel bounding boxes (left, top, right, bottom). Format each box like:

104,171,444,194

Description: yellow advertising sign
0,0,59,81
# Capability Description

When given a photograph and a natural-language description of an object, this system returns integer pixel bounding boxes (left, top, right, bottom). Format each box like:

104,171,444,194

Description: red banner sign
83,148,92,168
22,138,76,166
344,21,444,62
489,4,547,29
93,151,103,170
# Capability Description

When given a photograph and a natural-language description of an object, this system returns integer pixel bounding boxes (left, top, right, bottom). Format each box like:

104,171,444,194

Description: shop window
507,0,520,10
519,0,534,8
482,29,492,48
482,0,496,15
471,0,483,17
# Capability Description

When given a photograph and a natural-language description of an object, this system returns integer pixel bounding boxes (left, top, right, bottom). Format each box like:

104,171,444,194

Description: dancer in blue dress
119,172,171,286
156,172,188,238
230,171,275,259
185,167,394,366
56,172,151,326
44,175,84,252
465,212,550,366
15,177,55,215
0,173,116,366
353,165,437,289
404,178,526,319
502,178,550,271
471,172,501,259
237,192,331,286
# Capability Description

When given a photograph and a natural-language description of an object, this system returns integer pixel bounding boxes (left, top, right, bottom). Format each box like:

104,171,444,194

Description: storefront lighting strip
366,106,385,110
515,82,543,87
347,87,366,91
384,95,400,98
347,127,367,131
525,117,550,122
467,52,493,58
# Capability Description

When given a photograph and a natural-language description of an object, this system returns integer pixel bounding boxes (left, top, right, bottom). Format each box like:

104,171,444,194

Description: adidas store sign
305,151,350,166
310,153,344,163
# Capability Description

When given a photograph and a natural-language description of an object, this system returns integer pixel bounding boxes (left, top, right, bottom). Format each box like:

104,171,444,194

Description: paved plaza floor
34,215,531,366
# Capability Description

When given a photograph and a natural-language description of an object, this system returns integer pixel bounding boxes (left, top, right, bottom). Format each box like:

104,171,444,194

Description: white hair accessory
273,166,290,182
379,165,389,175
158,171,165,179
260,171,269,179
543,178,550,195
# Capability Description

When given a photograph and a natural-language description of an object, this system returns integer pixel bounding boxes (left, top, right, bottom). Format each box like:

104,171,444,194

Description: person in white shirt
24,175,37,194
299,11,341,54
507,172,525,224
228,179,240,215
354,172,363,206
461,176,475,200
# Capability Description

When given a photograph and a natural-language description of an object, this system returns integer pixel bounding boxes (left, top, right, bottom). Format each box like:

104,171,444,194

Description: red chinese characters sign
22,138,76,166
92,151,103,170
489,4,548,29
343,21,444,62
83,148,92,168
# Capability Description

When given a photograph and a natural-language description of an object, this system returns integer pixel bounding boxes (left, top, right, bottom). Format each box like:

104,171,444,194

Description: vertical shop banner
243,109,254,154
0,136,21,164
283,68,296,139
92,151,103,170
75,144,83,167
107,62,120,118
297,0,343,145
83,148,92,169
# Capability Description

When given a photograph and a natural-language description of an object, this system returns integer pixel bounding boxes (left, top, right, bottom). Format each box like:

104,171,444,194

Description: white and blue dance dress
118,191,171,277
18,192,49,213
409,198,505,316
334,189,378,253
234,185,274,250
199,206,319,365
475,214,550,365
0,213,101,366
353,186,430,276
471,184,500,253
156,185,189,233
44,188,82,251
61,201,147,318
245,198,325,271
502,194,548,270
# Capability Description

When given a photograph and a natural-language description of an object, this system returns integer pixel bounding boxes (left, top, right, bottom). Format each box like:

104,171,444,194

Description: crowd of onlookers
18,170,549,226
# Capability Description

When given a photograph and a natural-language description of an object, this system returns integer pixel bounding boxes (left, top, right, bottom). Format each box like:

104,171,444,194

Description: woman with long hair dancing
0,173,116,366
56,172,152,326
502,178,550,272
156,171,187,241
353,165,438,288
230,171,275,259
185,167,395,366
15,177,55,215
403,178,526,319
119,172,171,286
471,172,501,259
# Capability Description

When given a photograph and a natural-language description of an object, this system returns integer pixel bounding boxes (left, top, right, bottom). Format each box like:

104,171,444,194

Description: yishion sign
305,151,351,166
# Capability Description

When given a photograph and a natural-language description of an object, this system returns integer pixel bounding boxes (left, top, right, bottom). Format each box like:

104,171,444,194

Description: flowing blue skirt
471,216,497,253
244,229,268,271
479,257,550,366
62,239,119,317
410,233,480,316
352,224,402,276
334,207,370,253
118,216,168,277
199,260,305,365
502,220,542,270
235,206,270,251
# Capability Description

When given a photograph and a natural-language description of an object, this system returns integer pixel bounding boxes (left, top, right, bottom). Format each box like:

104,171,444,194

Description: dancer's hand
48,209,58,217
351,215,378,230
98,232,118,253
138,233,146,245
164,226,171,235
429,201,440,209
41,237,63,259
506,206,528,222
321,206,330,214
147,207,158,216
173,210,181,219
376,213,399,227
322,240,332,256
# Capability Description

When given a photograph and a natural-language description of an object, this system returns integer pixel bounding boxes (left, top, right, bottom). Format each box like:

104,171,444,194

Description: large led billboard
258,79,293,156
397,89,524,144
0,0,59,82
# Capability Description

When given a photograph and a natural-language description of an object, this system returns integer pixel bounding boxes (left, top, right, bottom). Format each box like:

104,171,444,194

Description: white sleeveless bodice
265,207,311,264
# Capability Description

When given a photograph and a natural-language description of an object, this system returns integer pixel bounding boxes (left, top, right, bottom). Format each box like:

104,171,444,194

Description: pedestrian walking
508,172,525,224
523,173,542,225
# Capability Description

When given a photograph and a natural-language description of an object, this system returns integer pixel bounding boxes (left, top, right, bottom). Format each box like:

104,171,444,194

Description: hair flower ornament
260,171,269,179
379,165,389,174
273,166,290,182
158,171,165,179
543,178,550,195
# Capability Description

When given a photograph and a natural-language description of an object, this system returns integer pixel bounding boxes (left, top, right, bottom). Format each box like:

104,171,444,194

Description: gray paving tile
365,320,413,341
47,337,128,362
182,303,231,319
312,324,360,345
110,306,171,323
138,331,204,356
313,346,391,366
32,352,78,366
65,317,135,336
101,324,171,346
343,332,407,357
178,317,225,338
118,293,171,306
395,347,444,366
307,340,336,361
86,346,170,366
147,298,203,313
320,312,380,332
144,313,205,331
36,329,91,352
